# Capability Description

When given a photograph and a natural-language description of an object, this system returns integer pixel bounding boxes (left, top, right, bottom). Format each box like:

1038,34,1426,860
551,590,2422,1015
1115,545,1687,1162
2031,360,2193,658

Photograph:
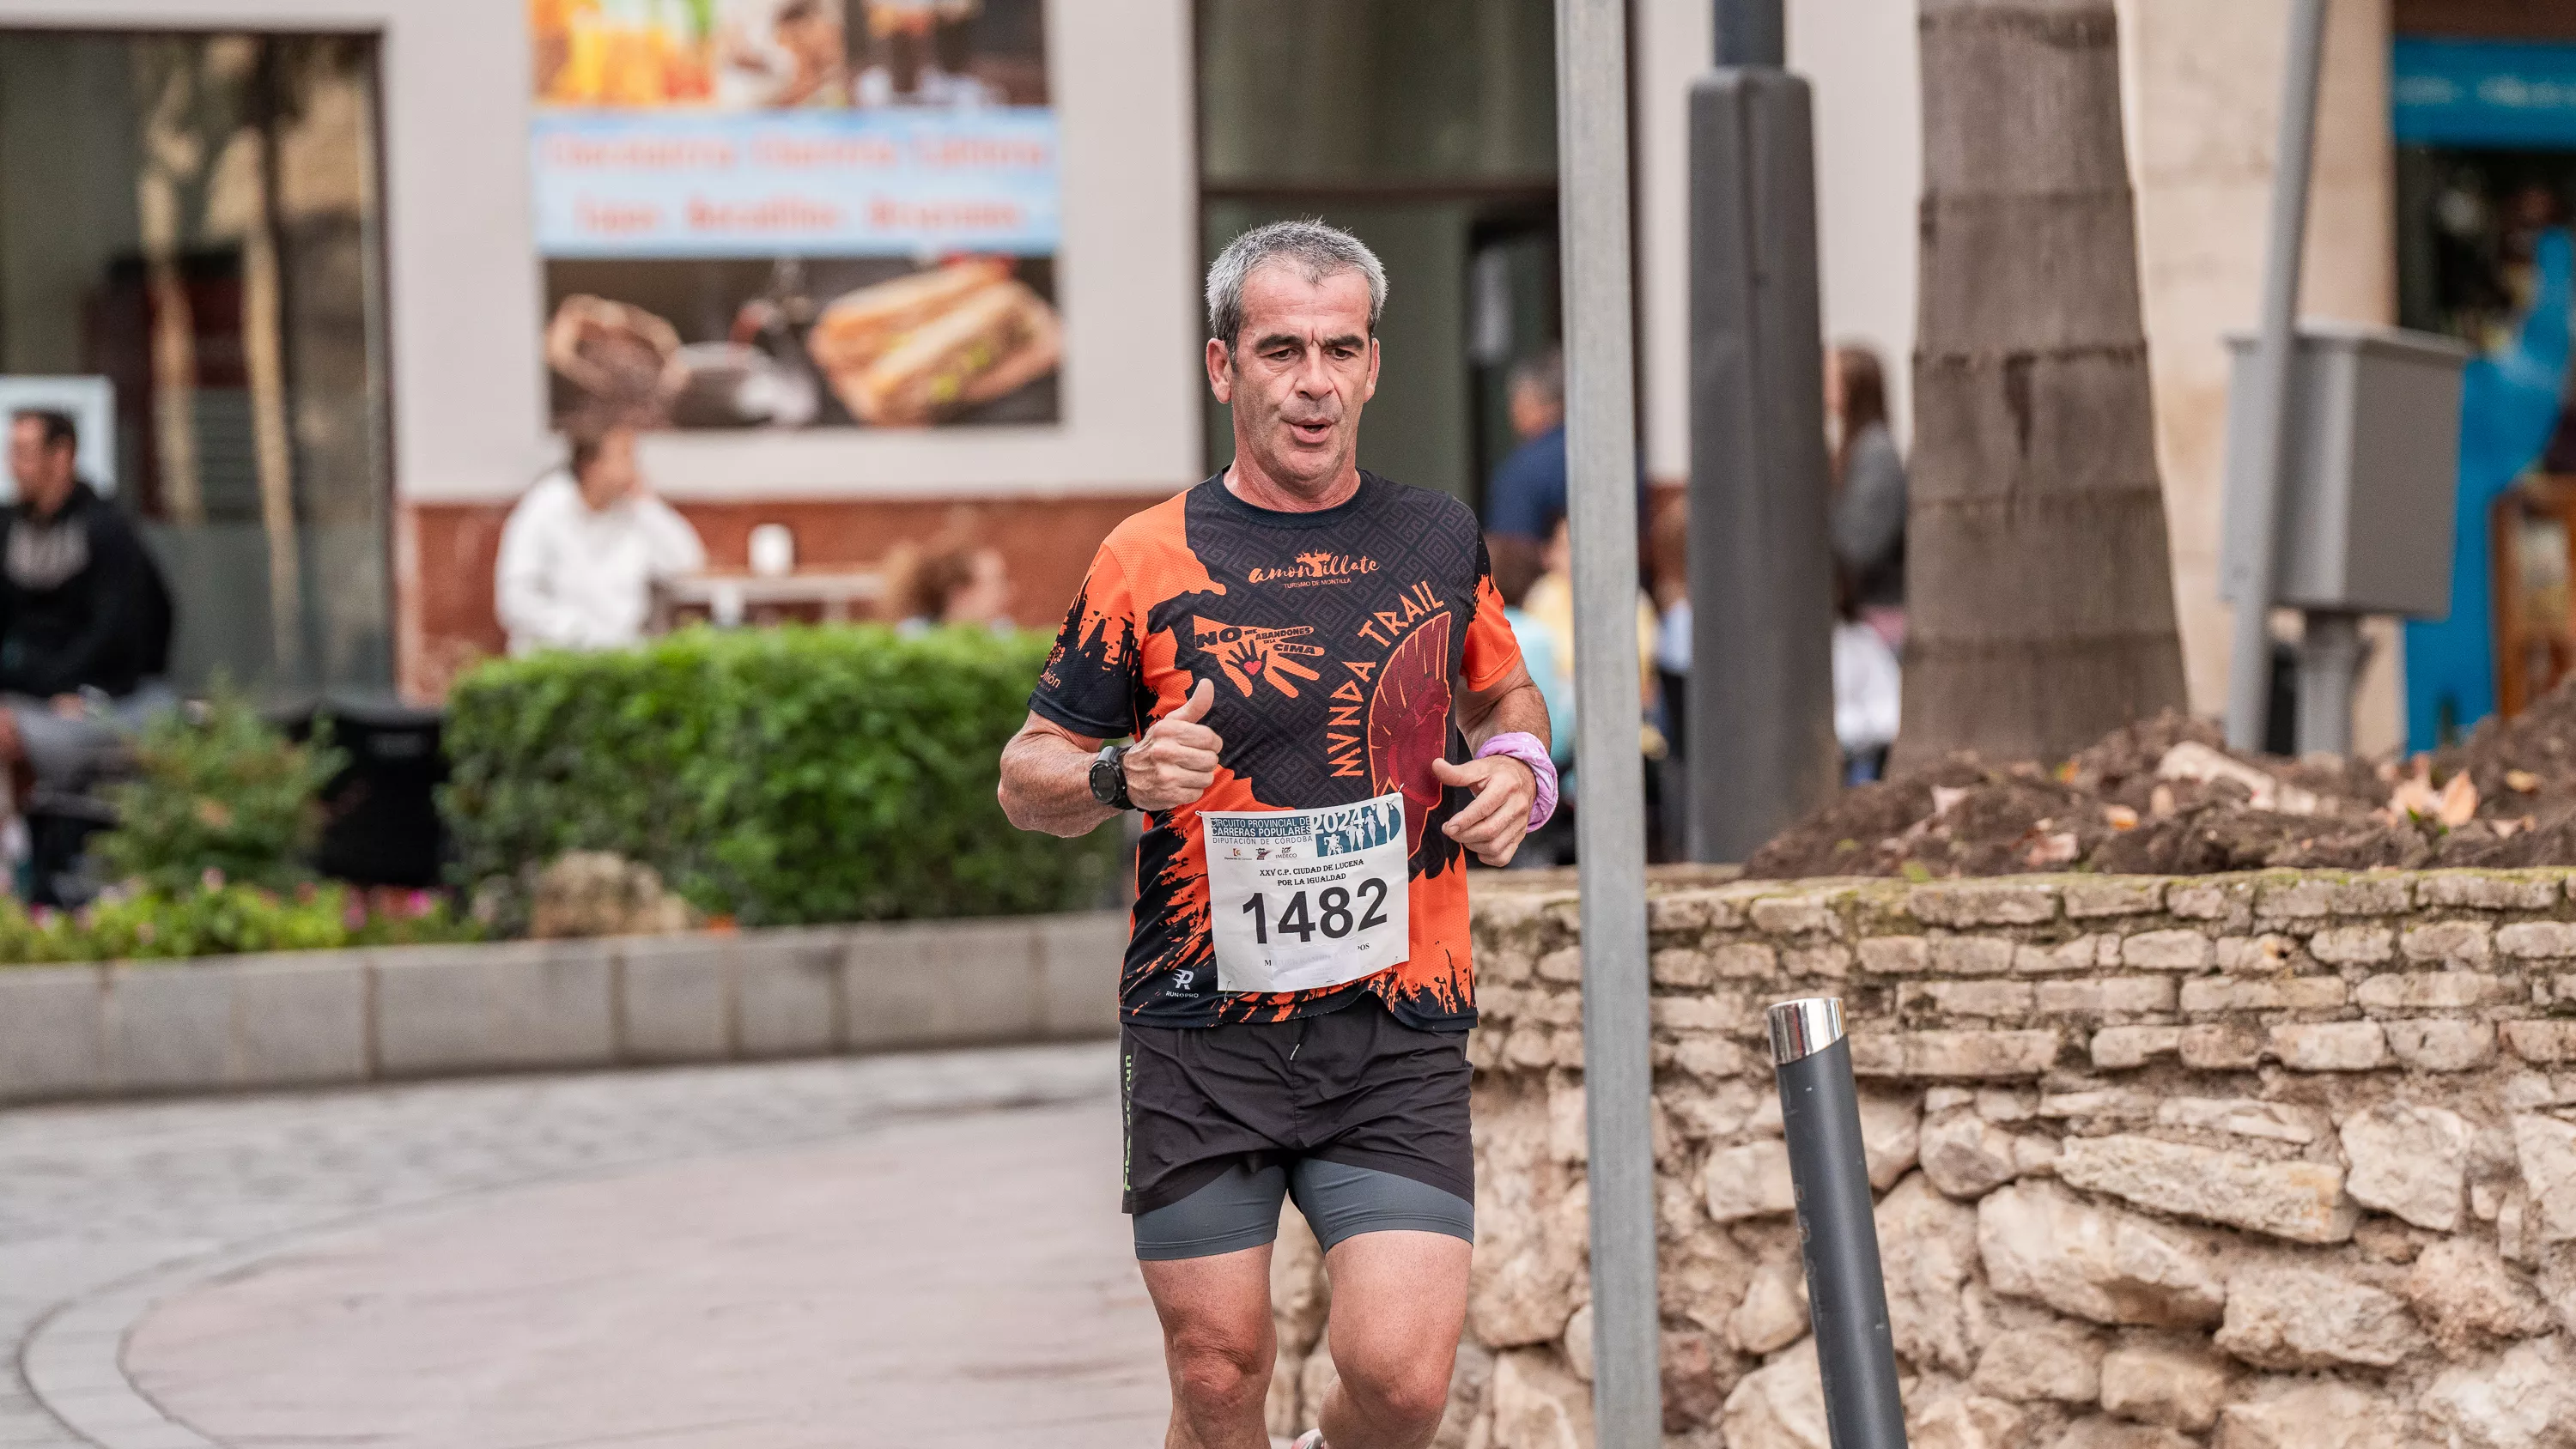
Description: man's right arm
999,679,1224,837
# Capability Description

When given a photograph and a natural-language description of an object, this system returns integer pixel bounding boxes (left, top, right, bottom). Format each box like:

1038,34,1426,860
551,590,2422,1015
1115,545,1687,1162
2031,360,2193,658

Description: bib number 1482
1240,878,1391,944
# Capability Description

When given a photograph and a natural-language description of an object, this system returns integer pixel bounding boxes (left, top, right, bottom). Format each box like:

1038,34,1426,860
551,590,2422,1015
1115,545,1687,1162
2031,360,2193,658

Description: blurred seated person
892,540,1016,636
1483,347,1651,606
496,422,705,656
0,410,177,791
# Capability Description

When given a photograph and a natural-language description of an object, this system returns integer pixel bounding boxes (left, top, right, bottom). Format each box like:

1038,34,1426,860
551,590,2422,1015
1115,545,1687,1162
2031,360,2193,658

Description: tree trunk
1893,0,2188,769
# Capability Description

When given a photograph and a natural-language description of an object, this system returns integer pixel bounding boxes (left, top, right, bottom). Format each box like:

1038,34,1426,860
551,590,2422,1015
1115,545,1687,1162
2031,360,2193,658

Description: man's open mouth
1286,418,1333,445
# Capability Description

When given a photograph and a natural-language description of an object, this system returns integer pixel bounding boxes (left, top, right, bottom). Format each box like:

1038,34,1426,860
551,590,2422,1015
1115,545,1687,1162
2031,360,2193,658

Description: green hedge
440,626,1121,927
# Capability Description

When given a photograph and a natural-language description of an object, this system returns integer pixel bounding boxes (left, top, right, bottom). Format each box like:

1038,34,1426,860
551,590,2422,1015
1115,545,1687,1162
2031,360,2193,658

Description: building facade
0,0,2559,757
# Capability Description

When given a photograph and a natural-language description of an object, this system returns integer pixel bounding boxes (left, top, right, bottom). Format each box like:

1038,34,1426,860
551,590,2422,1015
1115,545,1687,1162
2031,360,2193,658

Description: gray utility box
2218,321,2470,617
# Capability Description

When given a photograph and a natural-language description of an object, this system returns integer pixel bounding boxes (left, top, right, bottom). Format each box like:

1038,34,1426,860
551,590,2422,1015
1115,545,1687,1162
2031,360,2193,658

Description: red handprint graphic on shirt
1190,616,1326,699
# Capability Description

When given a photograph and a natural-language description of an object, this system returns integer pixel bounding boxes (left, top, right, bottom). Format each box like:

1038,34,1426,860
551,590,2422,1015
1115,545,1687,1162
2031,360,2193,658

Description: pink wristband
1474,731,1559,832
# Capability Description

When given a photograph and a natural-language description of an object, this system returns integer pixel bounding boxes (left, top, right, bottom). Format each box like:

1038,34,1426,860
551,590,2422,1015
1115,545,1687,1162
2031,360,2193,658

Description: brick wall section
1265,870,2576,1449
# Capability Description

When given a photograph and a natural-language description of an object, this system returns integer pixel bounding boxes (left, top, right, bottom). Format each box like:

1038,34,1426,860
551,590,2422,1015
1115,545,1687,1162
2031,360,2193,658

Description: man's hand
1433,755,1535,866
1126,678,1224,811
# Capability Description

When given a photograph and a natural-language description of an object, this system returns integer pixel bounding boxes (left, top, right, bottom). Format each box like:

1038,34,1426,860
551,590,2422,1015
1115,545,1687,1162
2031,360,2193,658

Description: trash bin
283,694,450,888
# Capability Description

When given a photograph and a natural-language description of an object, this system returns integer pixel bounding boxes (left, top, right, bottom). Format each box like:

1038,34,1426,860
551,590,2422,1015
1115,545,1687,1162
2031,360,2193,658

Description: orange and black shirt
1031,471,1525,1032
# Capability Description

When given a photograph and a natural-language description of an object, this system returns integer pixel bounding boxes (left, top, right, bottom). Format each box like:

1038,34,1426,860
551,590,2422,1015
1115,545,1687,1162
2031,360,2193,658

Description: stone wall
1269,870,2576,1449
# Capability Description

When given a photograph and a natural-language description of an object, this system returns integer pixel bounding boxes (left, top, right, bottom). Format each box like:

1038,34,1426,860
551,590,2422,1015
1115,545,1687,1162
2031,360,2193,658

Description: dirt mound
1744,681,2576,880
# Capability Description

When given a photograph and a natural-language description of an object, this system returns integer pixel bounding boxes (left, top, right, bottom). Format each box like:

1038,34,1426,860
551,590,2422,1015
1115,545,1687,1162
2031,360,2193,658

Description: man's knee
1334,1345,1455,1428
1168,1329,1274,1413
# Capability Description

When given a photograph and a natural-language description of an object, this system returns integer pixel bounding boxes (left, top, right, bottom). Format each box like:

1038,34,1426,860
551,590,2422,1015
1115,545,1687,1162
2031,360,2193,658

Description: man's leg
1285,1157,1475,1449
1313,1229,1472,1449
1135,1160,1293,1449
1139,1243,1277,1449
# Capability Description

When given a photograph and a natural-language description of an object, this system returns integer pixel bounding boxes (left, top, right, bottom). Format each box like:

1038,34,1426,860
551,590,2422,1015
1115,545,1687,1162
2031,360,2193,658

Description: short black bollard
1768,997,1910,1447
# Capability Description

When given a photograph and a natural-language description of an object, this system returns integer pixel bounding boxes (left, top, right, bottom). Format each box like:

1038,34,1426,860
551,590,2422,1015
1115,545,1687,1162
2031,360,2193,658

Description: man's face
7,420,73,512
1509,379,1562,443
1206,262,1378,497
577,429,641,510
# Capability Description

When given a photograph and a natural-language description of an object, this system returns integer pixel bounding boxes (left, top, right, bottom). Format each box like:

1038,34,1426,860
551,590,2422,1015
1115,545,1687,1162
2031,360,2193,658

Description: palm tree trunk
1893,0,2187,769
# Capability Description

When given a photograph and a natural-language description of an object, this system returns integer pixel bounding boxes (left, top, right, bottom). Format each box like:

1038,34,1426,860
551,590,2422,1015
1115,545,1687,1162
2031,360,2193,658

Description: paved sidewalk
0,1045,1165,1447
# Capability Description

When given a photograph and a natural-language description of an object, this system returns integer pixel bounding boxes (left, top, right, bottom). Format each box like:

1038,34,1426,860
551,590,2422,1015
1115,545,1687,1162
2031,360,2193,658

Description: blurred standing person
1481,349,1567,606
1828,343,1908,646
1826,344,1905,779
1482,346,1654,609
891,540,1015,635
1647,494,1692,858
496,422,706,656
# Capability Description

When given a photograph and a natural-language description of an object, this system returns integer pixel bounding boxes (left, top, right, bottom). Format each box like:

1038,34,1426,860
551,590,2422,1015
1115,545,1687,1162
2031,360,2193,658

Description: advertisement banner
528,0,1060,431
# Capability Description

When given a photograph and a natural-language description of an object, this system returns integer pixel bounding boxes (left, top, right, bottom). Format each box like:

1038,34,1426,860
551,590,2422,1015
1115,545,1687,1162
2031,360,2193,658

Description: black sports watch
1089,743,1137,810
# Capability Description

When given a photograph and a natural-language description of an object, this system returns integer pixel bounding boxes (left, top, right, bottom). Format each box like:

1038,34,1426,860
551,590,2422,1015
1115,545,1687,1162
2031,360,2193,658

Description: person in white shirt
495,425,706,655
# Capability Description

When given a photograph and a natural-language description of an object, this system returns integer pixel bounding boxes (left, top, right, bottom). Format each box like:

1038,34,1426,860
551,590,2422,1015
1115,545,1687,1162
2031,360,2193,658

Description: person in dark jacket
0,409,175,788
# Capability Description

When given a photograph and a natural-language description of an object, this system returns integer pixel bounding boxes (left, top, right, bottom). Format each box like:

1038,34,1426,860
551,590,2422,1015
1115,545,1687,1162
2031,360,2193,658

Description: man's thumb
1431,757,1472,785
1170,677,1216,723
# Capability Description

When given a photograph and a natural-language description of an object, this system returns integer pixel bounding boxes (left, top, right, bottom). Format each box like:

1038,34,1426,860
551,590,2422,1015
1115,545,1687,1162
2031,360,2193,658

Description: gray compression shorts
1132,1155,1474,1262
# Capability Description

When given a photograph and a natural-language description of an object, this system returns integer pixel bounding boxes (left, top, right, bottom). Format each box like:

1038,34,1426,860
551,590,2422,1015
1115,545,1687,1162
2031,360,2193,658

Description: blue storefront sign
531,107,1060,259
2395,37,2576,150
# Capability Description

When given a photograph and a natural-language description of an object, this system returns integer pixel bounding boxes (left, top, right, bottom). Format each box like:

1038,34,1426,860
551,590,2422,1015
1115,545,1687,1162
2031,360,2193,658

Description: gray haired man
999,221,1557,1448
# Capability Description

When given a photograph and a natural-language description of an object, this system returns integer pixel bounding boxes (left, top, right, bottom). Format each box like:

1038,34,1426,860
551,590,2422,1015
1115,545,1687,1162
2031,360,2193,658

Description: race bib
1203,792,1412,994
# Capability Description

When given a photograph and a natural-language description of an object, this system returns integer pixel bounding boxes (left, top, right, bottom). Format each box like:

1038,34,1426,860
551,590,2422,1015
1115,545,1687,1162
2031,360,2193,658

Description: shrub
93,690,343,894
440,625,1121,928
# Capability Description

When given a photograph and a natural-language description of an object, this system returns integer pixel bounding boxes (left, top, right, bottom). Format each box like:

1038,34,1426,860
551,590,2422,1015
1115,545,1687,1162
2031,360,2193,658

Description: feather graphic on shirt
1368,611,1452,855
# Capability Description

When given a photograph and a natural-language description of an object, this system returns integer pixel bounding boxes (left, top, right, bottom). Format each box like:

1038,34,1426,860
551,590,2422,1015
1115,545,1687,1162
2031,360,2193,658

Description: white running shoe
1291,1434,1326,1449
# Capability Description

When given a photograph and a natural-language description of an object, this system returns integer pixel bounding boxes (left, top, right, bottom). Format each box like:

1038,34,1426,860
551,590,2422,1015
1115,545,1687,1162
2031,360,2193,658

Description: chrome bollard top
1766,997,1844,1065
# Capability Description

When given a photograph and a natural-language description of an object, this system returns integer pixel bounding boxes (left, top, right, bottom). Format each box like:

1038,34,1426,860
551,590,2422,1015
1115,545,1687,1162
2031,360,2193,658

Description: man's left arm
1437,658,1549,865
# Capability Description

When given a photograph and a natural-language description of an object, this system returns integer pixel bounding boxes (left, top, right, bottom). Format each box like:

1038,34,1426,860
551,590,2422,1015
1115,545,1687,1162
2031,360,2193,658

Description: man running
999,221,1556,1449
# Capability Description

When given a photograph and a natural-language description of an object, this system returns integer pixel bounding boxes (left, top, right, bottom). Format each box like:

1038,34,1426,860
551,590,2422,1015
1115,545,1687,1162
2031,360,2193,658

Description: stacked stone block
1278,870,2576,1448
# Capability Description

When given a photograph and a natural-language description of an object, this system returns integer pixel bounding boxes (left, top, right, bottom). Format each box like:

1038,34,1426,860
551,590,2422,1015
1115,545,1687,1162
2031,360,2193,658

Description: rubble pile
1747,681,2576,880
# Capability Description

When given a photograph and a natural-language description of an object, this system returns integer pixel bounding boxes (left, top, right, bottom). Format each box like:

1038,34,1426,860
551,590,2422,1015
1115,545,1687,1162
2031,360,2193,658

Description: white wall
0,0,1203,505
1633,0,1923,484
2115,0,2400,753
1789,0,1921,445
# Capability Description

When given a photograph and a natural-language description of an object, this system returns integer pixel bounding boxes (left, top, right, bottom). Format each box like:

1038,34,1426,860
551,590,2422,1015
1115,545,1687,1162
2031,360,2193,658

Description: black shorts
1120,992,1474,1245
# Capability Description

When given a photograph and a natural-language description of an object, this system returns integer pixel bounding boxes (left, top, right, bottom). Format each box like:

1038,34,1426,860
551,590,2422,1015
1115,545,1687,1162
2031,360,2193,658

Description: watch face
1091,753,1121,804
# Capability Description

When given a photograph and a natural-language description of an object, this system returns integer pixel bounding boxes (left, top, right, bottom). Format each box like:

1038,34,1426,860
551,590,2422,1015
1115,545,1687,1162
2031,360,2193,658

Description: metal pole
1713,0,1783,68
2294,610,2364,755
1769,999,1909,1448
1554,0,1659,1444
1684,56,1838,859
2222,0,2330,752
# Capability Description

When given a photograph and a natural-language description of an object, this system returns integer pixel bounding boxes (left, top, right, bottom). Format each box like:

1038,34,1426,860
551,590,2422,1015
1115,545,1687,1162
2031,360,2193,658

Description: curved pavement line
17,1067,1118,1449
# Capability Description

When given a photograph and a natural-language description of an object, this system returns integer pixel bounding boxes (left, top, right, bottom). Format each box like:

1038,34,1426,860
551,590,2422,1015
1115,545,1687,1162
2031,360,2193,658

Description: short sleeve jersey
1031,472,1525,1032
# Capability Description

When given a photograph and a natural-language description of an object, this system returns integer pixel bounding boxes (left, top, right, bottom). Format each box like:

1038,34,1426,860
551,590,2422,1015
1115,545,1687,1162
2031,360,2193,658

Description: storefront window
0,30,391,696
